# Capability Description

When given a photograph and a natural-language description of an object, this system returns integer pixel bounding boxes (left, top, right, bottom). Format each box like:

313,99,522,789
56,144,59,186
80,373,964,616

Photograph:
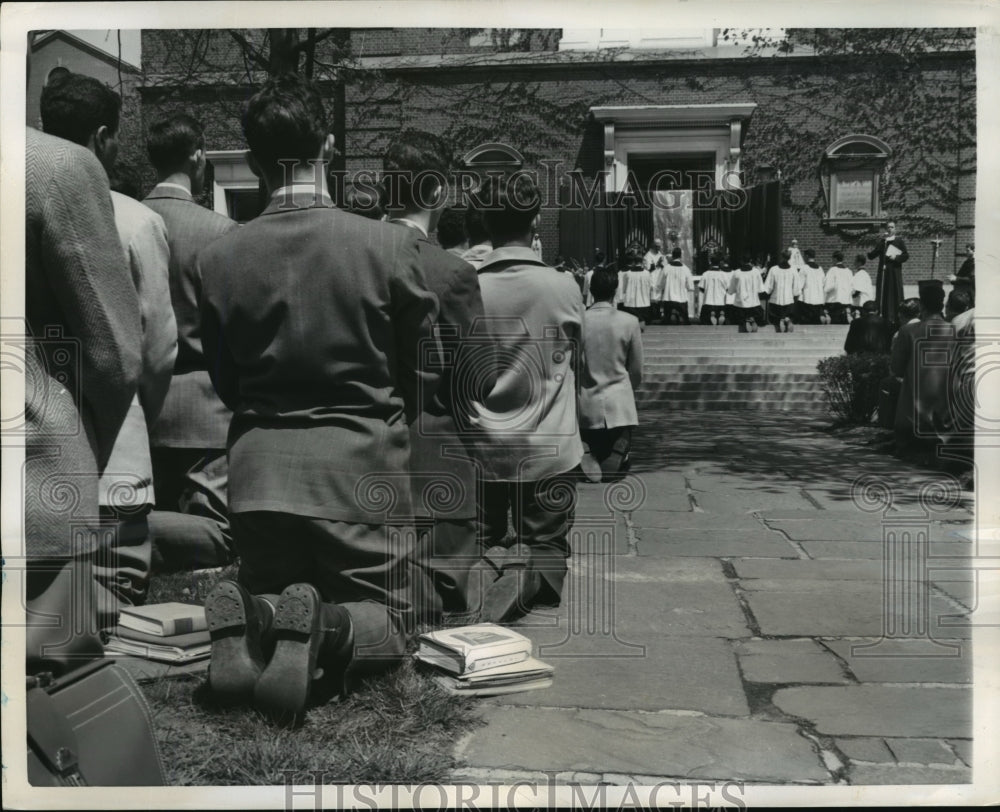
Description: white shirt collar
155,182,192,196
387,217,428,238
270,184,334,205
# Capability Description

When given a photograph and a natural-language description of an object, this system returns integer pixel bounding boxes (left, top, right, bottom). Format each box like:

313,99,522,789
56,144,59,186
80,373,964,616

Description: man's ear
246,150,262,178
322,133,336,162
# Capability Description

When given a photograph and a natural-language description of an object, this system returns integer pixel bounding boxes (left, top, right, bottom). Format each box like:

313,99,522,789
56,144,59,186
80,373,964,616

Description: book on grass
104,626,211,664
118,602,207,637
414,623,532,675
431,655,554,697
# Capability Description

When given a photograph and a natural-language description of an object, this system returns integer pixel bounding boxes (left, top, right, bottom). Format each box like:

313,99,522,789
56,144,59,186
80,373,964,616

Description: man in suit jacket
868,220,909,325
25,125,142,672
382,130,495,622
40,72,178,622
198,75,440,724
844,301,891,355
143,114,238,570
579,268,644,480
891,281,955,461
468,173,585,623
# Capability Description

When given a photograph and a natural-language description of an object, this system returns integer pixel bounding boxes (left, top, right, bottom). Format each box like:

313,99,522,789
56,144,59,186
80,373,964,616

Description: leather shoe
254,583,323,726
205,579,268,706
481,561,542,624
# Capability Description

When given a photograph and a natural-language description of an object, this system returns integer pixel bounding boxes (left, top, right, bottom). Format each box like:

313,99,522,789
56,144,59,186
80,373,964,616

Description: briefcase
27,658,165,786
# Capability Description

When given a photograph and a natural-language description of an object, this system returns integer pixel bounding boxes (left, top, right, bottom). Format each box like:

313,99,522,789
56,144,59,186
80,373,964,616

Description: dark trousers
410,516,482,622
621,305,649,323
231,511,415,670
477,473,577,604
580,426,633,480
662,300,691,325
150,447,233,570
93,507,152,628
768,302,796,327
828,303,849,324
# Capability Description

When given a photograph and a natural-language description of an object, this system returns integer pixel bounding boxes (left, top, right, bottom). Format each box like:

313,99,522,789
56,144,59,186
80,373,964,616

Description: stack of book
414,623,553,696
104,602,210,665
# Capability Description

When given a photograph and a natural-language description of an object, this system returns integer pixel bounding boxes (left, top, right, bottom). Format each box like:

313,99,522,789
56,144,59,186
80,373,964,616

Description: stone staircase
636,324,850,412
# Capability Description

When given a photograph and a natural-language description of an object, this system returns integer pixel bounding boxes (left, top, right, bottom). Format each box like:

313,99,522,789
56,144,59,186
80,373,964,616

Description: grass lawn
141,568,484,785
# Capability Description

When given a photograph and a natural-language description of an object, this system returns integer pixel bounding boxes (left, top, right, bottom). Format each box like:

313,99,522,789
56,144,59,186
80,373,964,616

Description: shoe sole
254,584,321,726
206,581,262,706
481,567,540,624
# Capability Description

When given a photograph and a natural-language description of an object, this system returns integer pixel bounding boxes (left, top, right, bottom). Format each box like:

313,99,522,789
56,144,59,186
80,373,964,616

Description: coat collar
588,301,616,311
259,185,335,216
144,182,193,202
478,245,550,273
386,216,428,238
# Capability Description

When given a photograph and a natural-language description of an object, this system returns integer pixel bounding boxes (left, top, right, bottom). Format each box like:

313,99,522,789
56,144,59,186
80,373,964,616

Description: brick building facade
131,28,975,282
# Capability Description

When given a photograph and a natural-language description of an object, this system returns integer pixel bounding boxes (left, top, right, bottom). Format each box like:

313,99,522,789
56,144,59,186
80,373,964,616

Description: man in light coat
25,125,142,672
579,268,644,480
468,172,584,623
41,72,177,622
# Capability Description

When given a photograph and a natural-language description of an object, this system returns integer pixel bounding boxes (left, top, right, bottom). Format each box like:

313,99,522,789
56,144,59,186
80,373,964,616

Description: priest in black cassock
867,220,909,324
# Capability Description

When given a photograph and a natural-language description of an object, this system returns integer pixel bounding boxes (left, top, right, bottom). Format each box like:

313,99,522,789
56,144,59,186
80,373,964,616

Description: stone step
644,363,821,373
641,372,820,382
636,388,826,402
637,399,831,412
638,381,824,393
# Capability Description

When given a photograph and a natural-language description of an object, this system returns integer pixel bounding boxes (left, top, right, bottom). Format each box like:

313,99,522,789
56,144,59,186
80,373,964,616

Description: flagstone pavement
446,410,990,789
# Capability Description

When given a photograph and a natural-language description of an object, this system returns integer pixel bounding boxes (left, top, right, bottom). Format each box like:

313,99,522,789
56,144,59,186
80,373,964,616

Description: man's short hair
832,250,844,262
898,298,921,322
804,247,816,260
242,74,328,176
383,129,452,210
919,284,945,313
671,247,682,260
947,287,973,315
464,206,490,246
855,254,867,266
147,113,205,176
437,207,467,249
470,173,541,243
589,268,619,301
862,300,879,315
40,72,121,146
781,248,792,262
344,183,384,220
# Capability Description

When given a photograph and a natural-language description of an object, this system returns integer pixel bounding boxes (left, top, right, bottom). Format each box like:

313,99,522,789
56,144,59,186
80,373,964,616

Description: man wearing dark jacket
199,76,440,724
844,301,891,355
143,114,238,570
382,129,495,621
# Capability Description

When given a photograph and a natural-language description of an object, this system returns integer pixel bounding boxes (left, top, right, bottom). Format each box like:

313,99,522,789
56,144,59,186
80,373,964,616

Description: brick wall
136,29,975,274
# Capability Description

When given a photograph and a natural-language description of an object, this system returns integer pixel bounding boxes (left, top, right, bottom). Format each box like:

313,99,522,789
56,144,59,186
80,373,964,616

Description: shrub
817,353,892,424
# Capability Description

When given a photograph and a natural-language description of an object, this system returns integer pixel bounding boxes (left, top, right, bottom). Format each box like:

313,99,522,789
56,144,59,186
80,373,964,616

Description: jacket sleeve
627,317,644,390
436,253,496,418
896,239,909,264
890,325,911,379
867,240,883,261
198,255,241,412
130,211,177,425
40,146,141,471
391,235,442,423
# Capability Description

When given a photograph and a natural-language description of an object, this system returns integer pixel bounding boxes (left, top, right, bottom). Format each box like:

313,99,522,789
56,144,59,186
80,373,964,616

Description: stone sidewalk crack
755,511,811,559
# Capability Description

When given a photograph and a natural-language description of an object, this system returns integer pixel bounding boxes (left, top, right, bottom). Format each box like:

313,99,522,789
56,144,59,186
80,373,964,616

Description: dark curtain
560,181,781,271
559,198,653,269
